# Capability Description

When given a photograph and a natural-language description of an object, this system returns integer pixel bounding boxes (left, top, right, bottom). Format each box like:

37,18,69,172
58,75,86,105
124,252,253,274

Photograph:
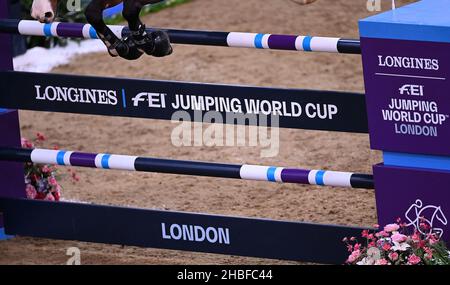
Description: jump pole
0,19,361,54
0,147,375,189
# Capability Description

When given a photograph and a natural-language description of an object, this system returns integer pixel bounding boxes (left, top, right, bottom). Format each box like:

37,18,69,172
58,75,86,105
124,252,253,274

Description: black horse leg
86,0,143,60
122,0,173,57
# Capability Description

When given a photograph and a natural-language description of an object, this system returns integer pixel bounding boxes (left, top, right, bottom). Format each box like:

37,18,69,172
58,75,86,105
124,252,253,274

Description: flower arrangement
22,133,79,201
344,219,450,265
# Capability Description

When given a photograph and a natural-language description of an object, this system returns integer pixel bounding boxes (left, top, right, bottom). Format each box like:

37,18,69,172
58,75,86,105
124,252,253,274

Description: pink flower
21,138,34,148
41,165,50,173
419,222,430,231
25,184,37,199
389,252,399,261
354,243,361,251
428,235,439,245
44,193,55,201
391,233,407,243
347,250,361,263
375,259,389,265
384,224,400,233
48,177,58,186
53,191,61,201
35,192,46,200
408,254,421,265
411,232,421,242
347,244,353,253
54,184,62,193
36,132,46,141
382,243,391,251
376,231,390,238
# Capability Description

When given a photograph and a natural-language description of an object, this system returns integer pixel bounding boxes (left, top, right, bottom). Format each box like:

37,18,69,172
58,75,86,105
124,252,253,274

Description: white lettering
161,223,230,245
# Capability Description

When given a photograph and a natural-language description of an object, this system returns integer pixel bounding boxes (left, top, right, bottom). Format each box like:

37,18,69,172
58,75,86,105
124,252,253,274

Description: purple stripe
56,23,85,38
281,169,310,184
268,35,297,50
70,152,97,168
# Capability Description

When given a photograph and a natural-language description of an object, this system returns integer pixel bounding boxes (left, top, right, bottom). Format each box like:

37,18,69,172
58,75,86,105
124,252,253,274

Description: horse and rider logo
405,199,448,239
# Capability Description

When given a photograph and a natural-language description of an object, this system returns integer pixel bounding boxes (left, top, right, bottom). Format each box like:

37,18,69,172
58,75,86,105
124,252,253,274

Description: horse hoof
150,30,173,57
115,37,143,60
131,34,155,55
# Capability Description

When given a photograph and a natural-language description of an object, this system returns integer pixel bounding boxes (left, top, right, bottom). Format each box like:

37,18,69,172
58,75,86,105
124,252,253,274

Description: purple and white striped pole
0,19,361,54
0,147,374,189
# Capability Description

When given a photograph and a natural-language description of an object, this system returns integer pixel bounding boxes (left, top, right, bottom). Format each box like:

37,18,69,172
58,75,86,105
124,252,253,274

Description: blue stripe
101,154,111,169
103,3,124,18
302,36,313,51
43,23,52,37
56,151,66,165
254,33,264,49
122,89,127,108
89,26,98,39
0,228,13,240
384,152,450,172
315,170,325,185
267,167,277,182
0,108,8,114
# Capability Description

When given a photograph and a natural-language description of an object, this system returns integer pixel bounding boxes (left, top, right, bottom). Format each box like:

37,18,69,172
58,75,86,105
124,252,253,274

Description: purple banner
374,164,450,244
361,37,450,156
0,111,26,229
0,0,25,230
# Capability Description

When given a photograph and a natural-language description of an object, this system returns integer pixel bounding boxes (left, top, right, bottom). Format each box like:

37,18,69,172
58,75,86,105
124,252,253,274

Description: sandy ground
0,0,414,265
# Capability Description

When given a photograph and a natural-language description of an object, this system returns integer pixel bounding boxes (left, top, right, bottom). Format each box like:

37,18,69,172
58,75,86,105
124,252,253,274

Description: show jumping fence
0,19,361,54
1,0,450,265
0,147,374,189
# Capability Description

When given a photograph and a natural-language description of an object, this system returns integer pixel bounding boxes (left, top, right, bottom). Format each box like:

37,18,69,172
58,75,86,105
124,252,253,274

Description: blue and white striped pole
0,147,374,189
0,19,361,54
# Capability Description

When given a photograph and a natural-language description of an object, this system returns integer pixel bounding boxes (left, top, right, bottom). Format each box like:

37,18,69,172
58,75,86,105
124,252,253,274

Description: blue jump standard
0,227,13,240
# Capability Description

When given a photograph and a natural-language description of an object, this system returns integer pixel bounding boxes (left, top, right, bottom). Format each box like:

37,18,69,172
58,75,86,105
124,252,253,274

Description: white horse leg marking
31,0,56,23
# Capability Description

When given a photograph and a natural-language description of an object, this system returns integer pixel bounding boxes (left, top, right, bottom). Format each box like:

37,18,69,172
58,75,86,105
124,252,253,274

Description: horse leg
85,0,143,60
122,0,173,57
